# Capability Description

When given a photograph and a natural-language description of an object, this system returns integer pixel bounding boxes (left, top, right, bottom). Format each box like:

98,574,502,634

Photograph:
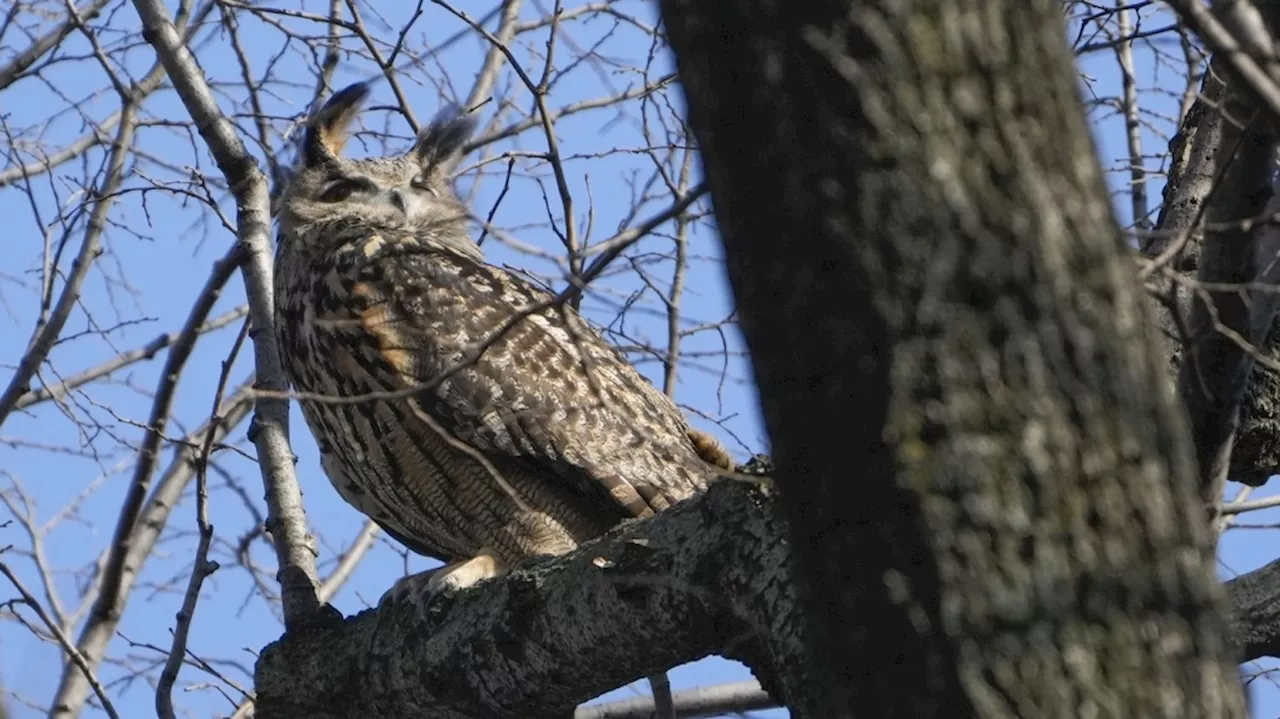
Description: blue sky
0,2,1275,718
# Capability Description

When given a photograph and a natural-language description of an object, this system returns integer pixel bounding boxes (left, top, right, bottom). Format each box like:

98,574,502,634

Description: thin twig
81,243,243,706
155,318,247,718
226,517,382,719
0,563,120,719
1166,0,1280,121
0,106,138,430
14,305,247,411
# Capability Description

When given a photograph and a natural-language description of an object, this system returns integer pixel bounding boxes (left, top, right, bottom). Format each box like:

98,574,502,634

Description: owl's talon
379,571,429,610
426,550,506,595
379,549,507,612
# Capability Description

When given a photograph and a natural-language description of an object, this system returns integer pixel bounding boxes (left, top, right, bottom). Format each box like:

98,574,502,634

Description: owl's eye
319,178,372,202
409,177,440,197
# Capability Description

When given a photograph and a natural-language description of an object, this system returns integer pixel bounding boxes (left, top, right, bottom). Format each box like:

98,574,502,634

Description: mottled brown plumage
273,82,730,593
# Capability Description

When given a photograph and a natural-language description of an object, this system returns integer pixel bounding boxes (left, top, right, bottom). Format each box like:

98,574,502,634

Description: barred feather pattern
274,219,723,566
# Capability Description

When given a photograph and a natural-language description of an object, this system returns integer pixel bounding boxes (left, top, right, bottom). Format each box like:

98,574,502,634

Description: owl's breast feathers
274,227,722,560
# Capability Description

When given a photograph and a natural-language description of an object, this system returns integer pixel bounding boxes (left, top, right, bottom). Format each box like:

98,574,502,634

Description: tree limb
574,680,773,719
1140,49,1280,489
13,305,248,411
49,383,255,719
1164,0,1280,508
254,480,803,719
661,0,1243,715
131,0,325,627
0,0,115,90
0,104,137,431
1228,555,1280,661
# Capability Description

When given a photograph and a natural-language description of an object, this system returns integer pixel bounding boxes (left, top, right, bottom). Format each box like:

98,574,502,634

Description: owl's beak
388,188,409,214
379,188,422,220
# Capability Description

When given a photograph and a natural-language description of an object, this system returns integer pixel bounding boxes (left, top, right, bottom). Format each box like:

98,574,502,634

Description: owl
273,82,734,595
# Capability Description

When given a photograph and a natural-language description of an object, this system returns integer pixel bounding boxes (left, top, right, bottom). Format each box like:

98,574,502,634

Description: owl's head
277,82,478,251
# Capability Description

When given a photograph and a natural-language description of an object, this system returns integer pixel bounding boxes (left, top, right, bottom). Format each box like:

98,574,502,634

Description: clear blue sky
0,3,1273,718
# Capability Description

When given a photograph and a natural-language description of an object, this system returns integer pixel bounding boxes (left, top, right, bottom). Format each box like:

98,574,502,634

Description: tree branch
574,680,773,719
0,564,119,719
1166,0,1280,121
1140,46,1280,489
1158,0,1280,503
1164,1,1280,508
0,103,138,431
49,383,255,718
661,0,1242,714
0,0,115,90
131,0,325,627
254,480,803,719
1228,556,1280,661
13,305,247,411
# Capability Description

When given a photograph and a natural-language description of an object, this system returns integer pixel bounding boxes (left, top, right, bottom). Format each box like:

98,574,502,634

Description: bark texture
659,0,1246,716
1228,556,1280,661
1176,103,1279,506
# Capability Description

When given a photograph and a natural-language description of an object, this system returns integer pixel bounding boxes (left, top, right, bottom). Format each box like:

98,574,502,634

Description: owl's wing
318,445,454,559
345,235,714,520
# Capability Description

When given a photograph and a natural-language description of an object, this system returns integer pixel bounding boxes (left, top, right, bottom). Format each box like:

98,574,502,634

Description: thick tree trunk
659,0,1247,716
1145,54,1280,494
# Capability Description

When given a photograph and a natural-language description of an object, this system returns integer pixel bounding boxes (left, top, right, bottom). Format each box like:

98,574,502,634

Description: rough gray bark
1176,103,1279,506
1228,556,1280,660
659,0,1246,716
253,480,805,718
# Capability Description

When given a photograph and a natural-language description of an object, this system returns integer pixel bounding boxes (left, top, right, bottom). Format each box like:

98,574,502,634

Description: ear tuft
303,82,372,167
412,104,478,174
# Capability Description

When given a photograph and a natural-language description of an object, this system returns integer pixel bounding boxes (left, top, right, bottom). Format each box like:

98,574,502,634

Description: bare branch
574,680,774,719
462,0,525,111
0,563,119,719
0,0,115,90
253,475,1280,717
48,382,255,718
229,518,383,719
131,0,324,626
1165,0,1280,120
318,521,380,604
0,107,138,430
13,306,248,412
156,318,247,718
